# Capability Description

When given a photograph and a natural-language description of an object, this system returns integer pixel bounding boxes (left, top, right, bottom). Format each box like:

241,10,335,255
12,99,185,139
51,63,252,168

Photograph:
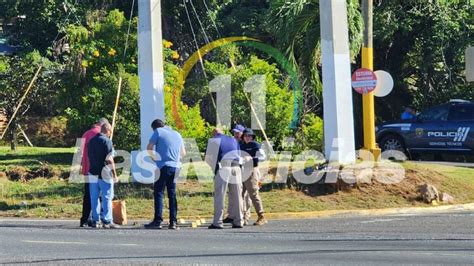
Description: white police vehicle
376,100,474,158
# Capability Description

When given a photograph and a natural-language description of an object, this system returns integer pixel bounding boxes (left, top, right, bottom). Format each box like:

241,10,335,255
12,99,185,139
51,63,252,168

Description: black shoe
90,222,102,228
223,217,234,224
208,224,224,229
144,221,162,229
80,218,91,227
168,222,179,230
232,224,243,229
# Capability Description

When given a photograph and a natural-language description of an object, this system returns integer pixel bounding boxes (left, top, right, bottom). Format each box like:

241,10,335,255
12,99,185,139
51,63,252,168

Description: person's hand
113,175,119,183
244,155,253,162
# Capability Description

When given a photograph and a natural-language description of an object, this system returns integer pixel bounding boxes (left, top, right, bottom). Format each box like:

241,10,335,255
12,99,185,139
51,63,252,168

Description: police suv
376,100,474,157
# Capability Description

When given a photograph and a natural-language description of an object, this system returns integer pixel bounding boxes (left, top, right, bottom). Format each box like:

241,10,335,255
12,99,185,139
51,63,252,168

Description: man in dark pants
145,119,186,230
79,118,108,227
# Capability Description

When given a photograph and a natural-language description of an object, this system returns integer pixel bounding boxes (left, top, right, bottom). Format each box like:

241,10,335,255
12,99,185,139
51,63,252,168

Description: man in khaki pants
240,128,267,226
206,128,244,229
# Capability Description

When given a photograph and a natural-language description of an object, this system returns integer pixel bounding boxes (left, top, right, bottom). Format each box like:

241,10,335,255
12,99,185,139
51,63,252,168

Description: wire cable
183,0,222,125
122,0,136,63
188,0,212,44
202,0,221,38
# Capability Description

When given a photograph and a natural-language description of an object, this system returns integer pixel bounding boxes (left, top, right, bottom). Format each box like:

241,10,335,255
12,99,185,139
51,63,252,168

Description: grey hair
101,122,112,134
98,117,109,126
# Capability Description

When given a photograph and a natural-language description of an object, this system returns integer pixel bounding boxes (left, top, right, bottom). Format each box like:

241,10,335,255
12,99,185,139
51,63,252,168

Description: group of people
206,125,268,229
79,118,267,230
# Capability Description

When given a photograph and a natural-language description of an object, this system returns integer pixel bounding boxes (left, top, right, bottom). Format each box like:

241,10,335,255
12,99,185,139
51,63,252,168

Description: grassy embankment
1,146,473,219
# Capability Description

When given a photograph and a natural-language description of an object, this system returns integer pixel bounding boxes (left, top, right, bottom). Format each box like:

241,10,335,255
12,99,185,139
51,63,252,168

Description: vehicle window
449,105,474,121
419,105,450,121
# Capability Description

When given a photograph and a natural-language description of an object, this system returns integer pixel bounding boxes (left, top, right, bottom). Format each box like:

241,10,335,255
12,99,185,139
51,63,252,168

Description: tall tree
373,0,473,120
267,0,363,117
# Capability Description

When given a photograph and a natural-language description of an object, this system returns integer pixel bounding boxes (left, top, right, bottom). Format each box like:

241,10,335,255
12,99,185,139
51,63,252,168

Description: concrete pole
319,0,356,164
138,0,166,150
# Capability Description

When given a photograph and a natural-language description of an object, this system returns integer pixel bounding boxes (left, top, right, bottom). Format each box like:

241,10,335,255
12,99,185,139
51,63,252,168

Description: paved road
0,211,473,265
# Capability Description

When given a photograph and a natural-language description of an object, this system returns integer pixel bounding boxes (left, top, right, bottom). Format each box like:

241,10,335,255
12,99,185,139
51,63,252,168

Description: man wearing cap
206,128,244,229
240,128,267,226
79,117,109,227
223,124,251,224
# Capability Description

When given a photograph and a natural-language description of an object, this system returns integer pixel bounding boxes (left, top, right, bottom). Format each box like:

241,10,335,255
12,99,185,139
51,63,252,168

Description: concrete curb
263,203,474,220
1,203,472,223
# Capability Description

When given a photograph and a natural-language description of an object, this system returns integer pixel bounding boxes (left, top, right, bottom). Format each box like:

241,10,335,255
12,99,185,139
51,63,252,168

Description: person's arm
105,141,118,182
205,138,220,168
147,130,159,161
146,143,156,159
256,146,266,162
180,143,186,157
80,132,89,174
105,154,118,181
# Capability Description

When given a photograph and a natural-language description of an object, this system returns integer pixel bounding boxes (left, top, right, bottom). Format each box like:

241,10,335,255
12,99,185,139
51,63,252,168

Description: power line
122,0,136,63
183,0,208,80
183,0,223,125
188,0,212,44
202,0,221,38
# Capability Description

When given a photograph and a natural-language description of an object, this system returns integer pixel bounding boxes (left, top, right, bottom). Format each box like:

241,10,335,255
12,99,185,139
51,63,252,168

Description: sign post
352,68,377,94
361,0,381,159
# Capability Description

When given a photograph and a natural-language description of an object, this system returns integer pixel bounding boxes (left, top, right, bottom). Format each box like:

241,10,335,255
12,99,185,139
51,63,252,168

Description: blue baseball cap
231,124,245,133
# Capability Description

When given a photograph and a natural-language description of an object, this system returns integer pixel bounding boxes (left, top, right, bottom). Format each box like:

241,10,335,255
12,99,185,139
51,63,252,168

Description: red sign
352,68,377,94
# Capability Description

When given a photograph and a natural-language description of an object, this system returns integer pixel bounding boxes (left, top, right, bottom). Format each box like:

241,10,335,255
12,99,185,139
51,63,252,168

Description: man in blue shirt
145,119,185,230
206,128,244,229
87,122,119,229
401,106,417,120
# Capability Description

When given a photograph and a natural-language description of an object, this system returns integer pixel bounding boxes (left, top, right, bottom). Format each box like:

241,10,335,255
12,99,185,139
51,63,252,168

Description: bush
292,114,324,154
33,116,71,147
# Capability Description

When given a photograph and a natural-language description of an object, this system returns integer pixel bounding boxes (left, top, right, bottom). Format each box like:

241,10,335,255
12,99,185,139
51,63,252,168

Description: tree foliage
0,0,472,151
373,0,473,120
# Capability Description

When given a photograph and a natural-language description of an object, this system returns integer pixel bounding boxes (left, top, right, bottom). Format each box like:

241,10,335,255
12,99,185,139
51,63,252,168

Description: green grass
0,146,75,172
1,146,474,219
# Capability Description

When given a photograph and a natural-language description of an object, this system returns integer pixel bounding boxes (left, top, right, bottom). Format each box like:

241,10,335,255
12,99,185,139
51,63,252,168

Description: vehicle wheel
379,134,406,154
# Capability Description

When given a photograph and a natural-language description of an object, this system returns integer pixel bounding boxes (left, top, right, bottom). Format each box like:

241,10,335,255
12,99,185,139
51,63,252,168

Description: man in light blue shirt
145,119,185,230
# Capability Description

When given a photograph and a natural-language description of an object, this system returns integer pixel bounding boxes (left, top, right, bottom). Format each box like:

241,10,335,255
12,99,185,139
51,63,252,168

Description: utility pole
138,0,166,150
319,0,356,164
361,0,381,159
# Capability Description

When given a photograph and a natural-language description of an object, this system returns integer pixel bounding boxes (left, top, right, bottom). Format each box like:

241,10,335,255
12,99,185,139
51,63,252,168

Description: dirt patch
5,164,60,182
357,167,446,202
265,164,449,207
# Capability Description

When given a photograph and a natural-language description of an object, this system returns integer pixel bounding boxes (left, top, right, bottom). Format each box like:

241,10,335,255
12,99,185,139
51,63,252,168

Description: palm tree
267,0,363,111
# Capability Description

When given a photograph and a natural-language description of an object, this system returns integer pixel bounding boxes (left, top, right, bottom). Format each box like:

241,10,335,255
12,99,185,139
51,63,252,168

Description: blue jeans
154,166,178,223
89,176,114,224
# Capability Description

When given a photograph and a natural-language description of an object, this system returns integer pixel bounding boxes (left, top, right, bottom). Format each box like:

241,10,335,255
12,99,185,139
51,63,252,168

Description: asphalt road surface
0,211,473,265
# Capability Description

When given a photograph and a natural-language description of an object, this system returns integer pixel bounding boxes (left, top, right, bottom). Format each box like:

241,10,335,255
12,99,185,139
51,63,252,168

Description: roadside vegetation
1,147,473,219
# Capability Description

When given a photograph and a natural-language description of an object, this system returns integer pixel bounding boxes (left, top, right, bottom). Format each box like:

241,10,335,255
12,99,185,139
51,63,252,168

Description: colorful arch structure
172,37,303,130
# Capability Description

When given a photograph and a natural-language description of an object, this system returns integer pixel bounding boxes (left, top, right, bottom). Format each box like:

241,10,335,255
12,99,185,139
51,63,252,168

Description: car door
412,104,451,152
446,104,474,153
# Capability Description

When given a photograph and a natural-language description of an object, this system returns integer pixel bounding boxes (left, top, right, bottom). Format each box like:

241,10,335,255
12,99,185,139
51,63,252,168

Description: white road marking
360,218,406,224
21,240,139,247
22,240,86,245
